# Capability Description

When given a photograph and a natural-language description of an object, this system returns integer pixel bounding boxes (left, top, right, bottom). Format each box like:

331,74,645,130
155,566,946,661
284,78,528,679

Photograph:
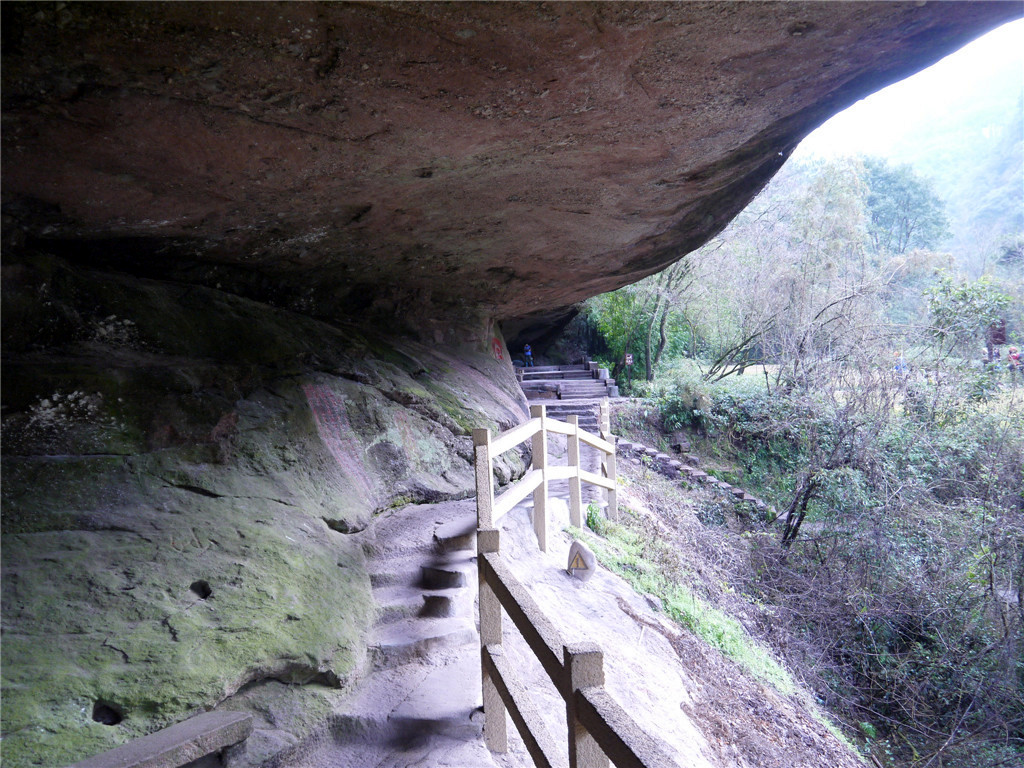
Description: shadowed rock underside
2,2,1018,330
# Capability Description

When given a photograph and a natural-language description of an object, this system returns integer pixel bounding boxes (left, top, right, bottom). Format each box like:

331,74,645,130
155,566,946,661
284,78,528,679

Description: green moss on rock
1,253,528,766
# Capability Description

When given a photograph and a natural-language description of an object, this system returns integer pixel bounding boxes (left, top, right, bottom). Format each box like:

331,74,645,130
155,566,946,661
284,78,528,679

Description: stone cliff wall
0,251,528,766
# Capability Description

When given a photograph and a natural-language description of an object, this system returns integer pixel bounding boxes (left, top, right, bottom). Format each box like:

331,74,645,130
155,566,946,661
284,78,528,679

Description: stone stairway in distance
519,362,618,402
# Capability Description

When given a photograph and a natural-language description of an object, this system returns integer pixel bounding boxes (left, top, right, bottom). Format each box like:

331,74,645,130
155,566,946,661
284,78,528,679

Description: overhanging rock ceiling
2,2,1020,325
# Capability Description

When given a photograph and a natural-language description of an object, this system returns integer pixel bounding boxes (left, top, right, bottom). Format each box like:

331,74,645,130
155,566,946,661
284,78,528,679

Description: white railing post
565,642,609,768
530,404,549,552
478,528,507,752
599,399,617,521
474,429,495,528
604,450,618,522
567,415,582,528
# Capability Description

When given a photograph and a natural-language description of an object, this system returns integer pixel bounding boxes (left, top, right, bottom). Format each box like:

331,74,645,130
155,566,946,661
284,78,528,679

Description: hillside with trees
573,151,1023,767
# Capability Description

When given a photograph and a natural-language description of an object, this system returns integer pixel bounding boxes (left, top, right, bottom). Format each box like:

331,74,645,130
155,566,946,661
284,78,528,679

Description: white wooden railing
473,401,679,768
474,402,617,550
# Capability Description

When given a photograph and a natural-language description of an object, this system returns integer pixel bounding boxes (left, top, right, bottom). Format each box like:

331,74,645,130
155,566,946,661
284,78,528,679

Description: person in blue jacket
524,344,534,366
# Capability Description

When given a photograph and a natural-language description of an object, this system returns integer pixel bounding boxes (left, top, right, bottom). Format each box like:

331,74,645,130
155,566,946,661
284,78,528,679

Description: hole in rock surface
190,579,212,599
92,701,123,725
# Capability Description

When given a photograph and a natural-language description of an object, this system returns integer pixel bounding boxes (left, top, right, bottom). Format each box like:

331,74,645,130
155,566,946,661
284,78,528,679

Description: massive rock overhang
2,1,1020,331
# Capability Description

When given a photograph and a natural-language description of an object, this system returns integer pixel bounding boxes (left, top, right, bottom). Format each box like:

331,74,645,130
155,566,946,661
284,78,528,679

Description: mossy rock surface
1,254,528,766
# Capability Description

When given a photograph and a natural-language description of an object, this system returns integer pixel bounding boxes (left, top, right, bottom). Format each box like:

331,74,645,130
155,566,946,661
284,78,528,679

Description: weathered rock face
0,251,528,766
2,2,1018,330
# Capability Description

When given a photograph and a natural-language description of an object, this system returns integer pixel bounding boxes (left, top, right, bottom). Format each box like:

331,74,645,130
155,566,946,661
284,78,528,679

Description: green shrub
585,501,605,536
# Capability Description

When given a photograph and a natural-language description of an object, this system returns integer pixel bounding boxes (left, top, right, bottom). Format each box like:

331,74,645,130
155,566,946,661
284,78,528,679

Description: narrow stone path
283,497,502,768
276,403,861,768
279,413,610,768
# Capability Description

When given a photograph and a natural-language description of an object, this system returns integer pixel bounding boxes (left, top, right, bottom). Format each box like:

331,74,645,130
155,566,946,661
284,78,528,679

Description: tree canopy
863,157,949,255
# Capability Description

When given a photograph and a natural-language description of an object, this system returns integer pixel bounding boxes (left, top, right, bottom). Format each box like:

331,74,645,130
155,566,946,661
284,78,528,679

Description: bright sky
793,18,1024,160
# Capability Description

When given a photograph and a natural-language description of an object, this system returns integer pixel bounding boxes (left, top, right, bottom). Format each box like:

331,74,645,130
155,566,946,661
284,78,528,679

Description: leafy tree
863,157,949,255
925,271,1011,357
597,141,1023,768
682,157,887,387
996,234,1024,270
584,260,694,384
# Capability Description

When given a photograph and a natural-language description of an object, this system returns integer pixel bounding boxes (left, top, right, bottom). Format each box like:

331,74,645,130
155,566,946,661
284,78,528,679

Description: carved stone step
373,585,472,625
370,617,477,667
421,561,472,590
433,516,477,554
327,654,487,756
369,567,422,589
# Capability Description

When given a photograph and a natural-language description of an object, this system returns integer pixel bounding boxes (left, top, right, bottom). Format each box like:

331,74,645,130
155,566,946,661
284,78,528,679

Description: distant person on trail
524,344,534,367
893,351,908,377
1008,346,1021,384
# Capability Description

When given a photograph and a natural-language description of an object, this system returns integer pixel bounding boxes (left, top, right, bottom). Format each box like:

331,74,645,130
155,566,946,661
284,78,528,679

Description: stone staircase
518,363,618,401
294,500,506,767
540,402,601,434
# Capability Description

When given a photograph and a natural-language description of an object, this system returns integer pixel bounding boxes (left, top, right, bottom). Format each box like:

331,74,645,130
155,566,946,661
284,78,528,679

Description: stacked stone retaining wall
615,440,771,515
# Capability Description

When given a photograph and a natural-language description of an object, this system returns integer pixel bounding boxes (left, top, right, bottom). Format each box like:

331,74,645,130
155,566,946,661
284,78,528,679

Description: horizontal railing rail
491,416,543,456
493,467,545,522
481,549,566,684
483,643,568,768
575,686,677,768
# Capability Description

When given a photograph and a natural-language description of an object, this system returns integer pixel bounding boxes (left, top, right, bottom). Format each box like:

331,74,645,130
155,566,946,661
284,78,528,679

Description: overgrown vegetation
629,364,1023,765
570,514,796,695
572,151,1023,767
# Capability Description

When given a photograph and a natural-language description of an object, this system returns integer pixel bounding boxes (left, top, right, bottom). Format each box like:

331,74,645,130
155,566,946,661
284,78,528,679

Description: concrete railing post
474,429,494,528
599,399,618,521
567,415,582,528
478,528,507,753
604,449,618,522
564,642,609,768
530,404,549,551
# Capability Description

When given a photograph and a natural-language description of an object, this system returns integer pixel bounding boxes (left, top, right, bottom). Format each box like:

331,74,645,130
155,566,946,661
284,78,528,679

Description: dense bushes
639,364,1023,767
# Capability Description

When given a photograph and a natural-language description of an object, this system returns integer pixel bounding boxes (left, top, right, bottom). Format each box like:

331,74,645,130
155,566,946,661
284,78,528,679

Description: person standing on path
524,344,534,367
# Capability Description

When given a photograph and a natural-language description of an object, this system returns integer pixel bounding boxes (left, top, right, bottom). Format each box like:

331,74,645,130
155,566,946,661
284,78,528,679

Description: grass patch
568,519,795,696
